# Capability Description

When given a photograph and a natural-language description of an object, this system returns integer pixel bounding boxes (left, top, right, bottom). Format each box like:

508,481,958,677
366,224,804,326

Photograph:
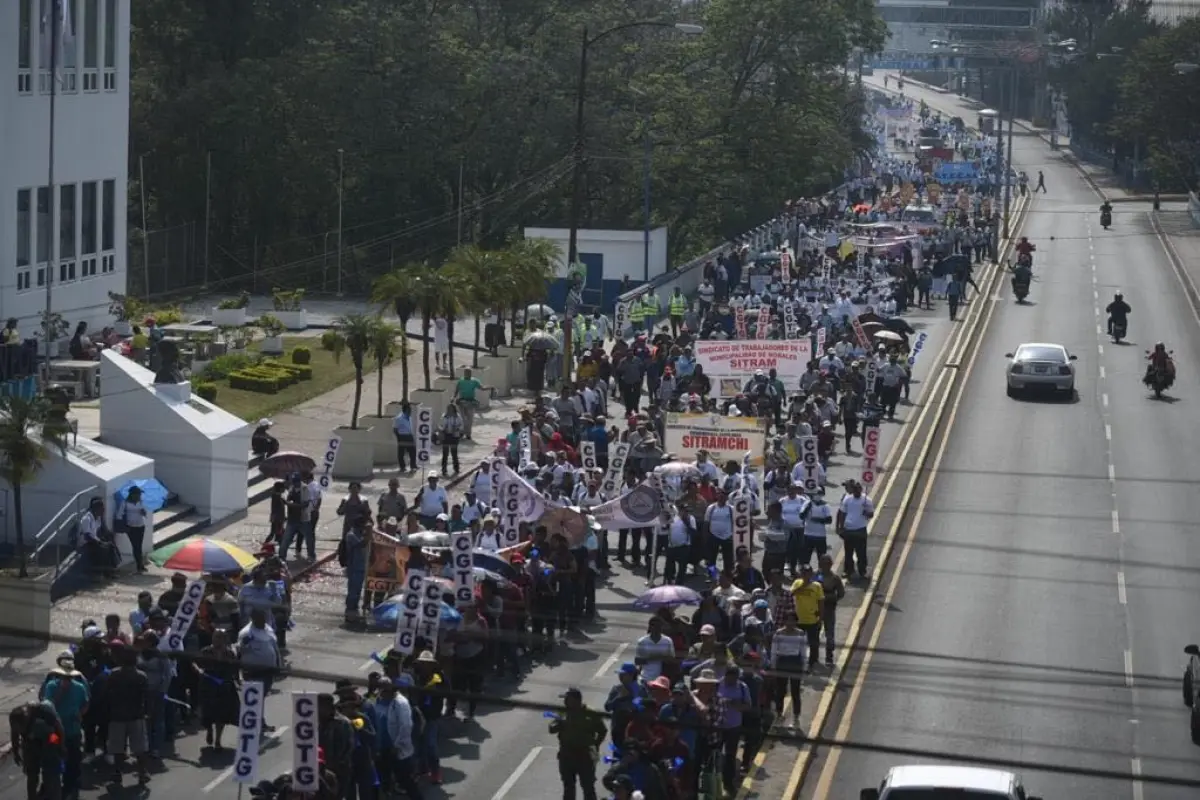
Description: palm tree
443,245,505,367
501,237,561,342
369,321,402,417
0,394,71,577
372,265,457,392
333,313,377,429
371,266,422,399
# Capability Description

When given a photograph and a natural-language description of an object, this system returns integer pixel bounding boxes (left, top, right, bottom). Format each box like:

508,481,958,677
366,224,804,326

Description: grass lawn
210,336,408,422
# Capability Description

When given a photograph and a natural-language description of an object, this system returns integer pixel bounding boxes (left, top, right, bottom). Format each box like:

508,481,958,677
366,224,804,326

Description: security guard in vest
640,292,660,334
668,287,688,337
629,295,647,334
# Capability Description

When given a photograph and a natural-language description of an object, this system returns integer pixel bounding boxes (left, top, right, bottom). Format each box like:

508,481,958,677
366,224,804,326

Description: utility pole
1003,69,1016,239
44,0,60,361
456,157,465,247
203,150,211,287
642,113,652,282
336,148,344,296
140,154,150,295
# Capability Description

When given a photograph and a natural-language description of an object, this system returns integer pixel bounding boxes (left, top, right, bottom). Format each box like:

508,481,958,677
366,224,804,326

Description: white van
861,765,1043,800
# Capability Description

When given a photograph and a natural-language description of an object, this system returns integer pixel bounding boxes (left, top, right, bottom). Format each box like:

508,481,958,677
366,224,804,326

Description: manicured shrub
200,352,256,381
291,347,312,365
194,382,219,402
320,330,344,351
229,369,286,394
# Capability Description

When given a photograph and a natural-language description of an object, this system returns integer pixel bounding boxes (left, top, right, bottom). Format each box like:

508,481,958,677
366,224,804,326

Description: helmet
1155,342,1166,350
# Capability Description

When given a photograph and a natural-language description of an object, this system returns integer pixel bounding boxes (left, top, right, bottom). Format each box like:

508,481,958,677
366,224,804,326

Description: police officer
641,292,660,334
668,288,688,337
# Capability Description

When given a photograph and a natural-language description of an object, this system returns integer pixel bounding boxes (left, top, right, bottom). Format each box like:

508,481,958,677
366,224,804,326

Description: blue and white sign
292,693,320,793
908,332,929,366
935,162,979,182
233,682,264,784
869,59,934,71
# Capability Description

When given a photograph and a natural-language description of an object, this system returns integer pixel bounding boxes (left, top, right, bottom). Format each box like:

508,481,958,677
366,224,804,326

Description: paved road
803,75,1200,799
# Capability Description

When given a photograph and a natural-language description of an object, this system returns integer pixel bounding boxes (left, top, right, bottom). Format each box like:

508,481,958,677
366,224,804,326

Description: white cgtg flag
40,0,77,70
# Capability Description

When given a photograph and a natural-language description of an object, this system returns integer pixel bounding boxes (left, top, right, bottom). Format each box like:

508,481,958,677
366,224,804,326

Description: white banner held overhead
393,570,424,656
798,436,821,493
865,358,879,395
816,325,827,357
160,579,205,652
579,441,598,472
600,442,631,497
615,301,630,339
732,492,753,553
693,340,812,398
291,693,320,794
907,331,929,366
500,481,522,547
415,406,434,471
418,575,442,648
233,681,264,784
489,457,503,507
317,436,341,490
519,427,532,470
589,481,664,531
861,427,881,490
451,530,474,608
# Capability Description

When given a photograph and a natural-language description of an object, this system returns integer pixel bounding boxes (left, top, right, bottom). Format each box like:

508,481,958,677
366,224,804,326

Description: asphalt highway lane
805,77,1200,799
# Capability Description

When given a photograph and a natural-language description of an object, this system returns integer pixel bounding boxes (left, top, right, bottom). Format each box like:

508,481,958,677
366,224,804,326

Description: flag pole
43,0,61,365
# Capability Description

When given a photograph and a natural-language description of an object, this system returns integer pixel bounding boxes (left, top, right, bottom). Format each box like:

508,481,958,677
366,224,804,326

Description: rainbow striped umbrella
149,537,259,574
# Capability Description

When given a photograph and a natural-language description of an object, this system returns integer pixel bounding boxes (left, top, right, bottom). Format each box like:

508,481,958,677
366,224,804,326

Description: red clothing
1015,240,1035,256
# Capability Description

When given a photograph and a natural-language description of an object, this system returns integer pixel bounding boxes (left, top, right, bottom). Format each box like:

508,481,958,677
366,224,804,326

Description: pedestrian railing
30,485,99,576
1189,191,1200,229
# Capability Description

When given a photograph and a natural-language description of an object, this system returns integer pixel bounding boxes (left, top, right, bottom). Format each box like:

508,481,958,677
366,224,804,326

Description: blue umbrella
372,595,463,630
116,478,170,512
471,550,519,579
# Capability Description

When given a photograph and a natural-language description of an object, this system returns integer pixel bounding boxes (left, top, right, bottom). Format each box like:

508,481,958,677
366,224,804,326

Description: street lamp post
561,20,703,381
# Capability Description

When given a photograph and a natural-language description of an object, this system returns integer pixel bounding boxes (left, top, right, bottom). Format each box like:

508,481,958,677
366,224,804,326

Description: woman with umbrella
522,324,558,394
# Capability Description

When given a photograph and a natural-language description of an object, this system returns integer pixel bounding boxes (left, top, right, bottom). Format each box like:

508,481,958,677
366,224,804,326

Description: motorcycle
1101,210,1112,230
1111,318,1127,343
1144,350,1176,399
1012,277,1030,302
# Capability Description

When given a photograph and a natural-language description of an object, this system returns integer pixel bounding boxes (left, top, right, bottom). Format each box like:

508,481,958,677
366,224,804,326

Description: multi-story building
1,0,129,337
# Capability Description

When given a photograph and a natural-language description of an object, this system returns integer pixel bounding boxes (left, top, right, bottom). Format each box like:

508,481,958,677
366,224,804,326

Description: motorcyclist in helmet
1106,292,1131,336
1014,237,1036,265
1007,259,1032,294
1145,342,1175,387
1100,201,1113,228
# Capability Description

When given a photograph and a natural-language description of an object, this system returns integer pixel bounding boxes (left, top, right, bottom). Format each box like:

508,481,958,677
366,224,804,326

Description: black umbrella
932,254,970,278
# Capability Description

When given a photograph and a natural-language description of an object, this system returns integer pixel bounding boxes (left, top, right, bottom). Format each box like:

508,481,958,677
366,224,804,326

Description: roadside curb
769,189,1033,799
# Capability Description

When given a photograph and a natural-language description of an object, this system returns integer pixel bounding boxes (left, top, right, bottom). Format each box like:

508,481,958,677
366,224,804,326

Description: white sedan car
1005,342,1077,397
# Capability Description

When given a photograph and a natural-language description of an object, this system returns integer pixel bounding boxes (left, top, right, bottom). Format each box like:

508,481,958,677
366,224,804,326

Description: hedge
262,360,313,381
291,347,312,365
194,381,219,402
320,330,343,351
228,361,314,394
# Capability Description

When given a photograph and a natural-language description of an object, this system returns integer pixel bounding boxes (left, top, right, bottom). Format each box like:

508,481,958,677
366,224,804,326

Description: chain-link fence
128,221,202,300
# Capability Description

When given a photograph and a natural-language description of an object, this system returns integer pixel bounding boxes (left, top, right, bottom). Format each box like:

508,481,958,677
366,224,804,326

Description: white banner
694,340,812,398
732,492,753,552
519,427,532,470
393,570,424,656
663,412,768,467
756,306,771,340
233,681,264,784
292,693,320,793
816,326,827,357
865,358,879,394
489,457,502,507
907,331,928,366
734,303,748,339
600,442,631,497
783,302,799,340
160,579,205,652
418,576,442,648
861,427,881,489
496,461,546,545
780,249,793,283
451,530,474,608
589,481,664,531
415,406,434,471
798,436,821,493
317,436,341,490
851,316,871,349
615,301,630,338
579,440,598,472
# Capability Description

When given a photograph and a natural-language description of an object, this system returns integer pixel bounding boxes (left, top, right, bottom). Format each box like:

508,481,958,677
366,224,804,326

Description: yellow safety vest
669,295,687,316
642,296,659,317
630,300,646,322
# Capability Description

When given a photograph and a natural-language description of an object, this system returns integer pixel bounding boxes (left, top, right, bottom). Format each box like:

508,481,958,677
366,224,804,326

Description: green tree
500,238,561,341
372,265,457,392
369,321,402,417
0,395,72,577
443,245,505,367
332,313,377,429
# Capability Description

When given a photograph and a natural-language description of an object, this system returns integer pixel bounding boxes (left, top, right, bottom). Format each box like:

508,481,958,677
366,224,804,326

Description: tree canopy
130,0,886,296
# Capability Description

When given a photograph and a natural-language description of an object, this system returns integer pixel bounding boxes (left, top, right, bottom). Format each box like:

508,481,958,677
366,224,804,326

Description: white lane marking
491,746,545,800
1118,571,1127,605
1094,306,1100,317
1124,650,1135,688
1112,510,1121,534
203,726,290,792
1105,424,1112,441
1094,289,1099,300
593,642,631,680
1097,325,1104,336
1131,757,1145,800
1103,393,1110,407
1098,344,1104,356
1100,366,1107,379
1108,464,1116,481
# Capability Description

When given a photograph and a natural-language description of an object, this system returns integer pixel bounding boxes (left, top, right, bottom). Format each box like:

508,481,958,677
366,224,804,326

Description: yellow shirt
1,327,18,344
131,332,149,350
790,578,825,626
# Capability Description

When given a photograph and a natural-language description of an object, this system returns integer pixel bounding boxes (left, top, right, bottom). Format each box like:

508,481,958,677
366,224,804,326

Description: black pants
802,622,822,664
741,714,765,770
708,536,735,574
773,676,802,715
843,416,859,450
720,728,741,792
126,525,146,569
798,536,827,569
948,295,960,320
395,434,416,470
842,528,868,576
823,604,838,662
620,384,642,416
558,752,597,800
618,528,652,564
441,436,460,473
664,544,691,583
880,385,901,418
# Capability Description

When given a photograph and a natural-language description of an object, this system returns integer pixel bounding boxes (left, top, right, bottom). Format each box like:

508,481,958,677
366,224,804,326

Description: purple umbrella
633,585,703,611
260,451,317,479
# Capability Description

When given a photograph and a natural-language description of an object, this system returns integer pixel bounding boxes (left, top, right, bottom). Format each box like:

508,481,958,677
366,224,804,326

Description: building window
17,270,33,292
81,257,97,277
81,180,97,254
60,182,76,259
59,261,76,282
102,254,115,273
36,186,50,264
102,179,115,252
82,0,98,91
19,0,33,93
17,189,32,268
103,0,116,90
36,267,46,287
38,0,79,93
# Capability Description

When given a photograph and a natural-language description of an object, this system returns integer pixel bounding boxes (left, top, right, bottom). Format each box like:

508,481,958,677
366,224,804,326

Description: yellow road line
808,208,1005,796
737,196,1028,798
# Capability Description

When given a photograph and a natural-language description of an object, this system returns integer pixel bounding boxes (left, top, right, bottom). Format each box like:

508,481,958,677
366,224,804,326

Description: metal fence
129,221,203,300
1190,191,1200,228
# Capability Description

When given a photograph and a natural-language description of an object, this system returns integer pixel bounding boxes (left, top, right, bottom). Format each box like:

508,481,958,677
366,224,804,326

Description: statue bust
153,339,184,384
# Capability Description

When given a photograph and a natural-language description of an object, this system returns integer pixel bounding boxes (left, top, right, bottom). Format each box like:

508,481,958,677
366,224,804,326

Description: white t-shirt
79,512,101,544
476,528,504,552
418,486,449,516
634,634,675,681
122,501,147,528
472,471,492,505
668,514,694,547
805,503,832,538
779,496,808,529
840,494,874,530
705,503,735,541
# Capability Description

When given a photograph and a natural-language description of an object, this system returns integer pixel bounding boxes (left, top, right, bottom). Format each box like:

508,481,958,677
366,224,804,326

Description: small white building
0,0,130,335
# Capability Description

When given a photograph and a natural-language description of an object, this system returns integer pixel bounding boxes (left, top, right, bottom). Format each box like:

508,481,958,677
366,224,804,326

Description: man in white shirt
705,494,737,574
472,461,493,506
693,450,720,482
415,472,450,527
801,489,833,570
460,490,489,526
778,484,809,574
634,616,675,681
664,503,694,584
375,679,423,796
836,480,874,579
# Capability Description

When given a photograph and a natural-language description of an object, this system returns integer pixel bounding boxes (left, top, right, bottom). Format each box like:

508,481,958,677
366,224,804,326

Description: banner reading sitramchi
664,413,768,467
694,340,812,397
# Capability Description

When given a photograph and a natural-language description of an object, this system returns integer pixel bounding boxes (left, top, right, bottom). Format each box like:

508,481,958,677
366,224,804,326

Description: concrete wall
522,227,669,312
98,351,251,523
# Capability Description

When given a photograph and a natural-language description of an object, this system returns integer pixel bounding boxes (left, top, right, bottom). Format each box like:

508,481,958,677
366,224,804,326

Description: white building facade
0,0,129,335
